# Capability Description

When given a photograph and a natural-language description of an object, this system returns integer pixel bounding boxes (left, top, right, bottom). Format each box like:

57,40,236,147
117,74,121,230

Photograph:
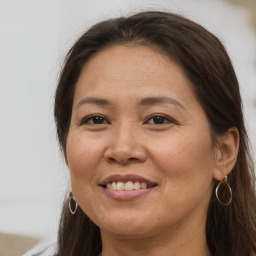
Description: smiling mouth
99,175,158,200
99,174,158,191
104,181,156,191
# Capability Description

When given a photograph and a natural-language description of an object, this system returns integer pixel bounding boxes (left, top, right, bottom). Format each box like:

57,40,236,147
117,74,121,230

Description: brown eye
80,115,109,125
90,116,106,124
146,115,175,125
152,116,166,124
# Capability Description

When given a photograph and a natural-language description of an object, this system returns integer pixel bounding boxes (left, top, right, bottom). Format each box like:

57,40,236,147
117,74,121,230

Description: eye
79,114,109,125
145,114,176,125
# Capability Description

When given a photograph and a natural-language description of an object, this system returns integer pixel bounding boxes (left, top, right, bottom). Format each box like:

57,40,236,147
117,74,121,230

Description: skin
66,45,239,256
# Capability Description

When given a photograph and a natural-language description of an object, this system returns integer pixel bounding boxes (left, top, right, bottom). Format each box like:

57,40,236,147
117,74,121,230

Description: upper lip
99,174,158,187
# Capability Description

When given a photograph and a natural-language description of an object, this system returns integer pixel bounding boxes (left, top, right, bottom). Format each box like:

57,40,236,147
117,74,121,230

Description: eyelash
145,114,177,125
78,114,177,126
78,114,109,126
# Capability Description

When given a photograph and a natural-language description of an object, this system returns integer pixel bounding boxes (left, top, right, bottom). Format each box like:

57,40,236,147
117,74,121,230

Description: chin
97,214,154,238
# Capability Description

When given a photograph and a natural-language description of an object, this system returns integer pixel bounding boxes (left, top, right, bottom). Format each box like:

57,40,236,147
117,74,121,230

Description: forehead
74,45,194,98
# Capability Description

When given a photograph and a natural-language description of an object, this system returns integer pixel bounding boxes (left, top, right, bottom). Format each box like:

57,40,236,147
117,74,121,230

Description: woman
27,11,256,256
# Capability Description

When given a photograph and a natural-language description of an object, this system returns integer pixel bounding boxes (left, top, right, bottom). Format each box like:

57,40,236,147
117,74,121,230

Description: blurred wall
0,0,255,240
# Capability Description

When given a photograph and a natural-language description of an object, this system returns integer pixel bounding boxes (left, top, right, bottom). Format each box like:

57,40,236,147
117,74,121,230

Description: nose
104,124,147,165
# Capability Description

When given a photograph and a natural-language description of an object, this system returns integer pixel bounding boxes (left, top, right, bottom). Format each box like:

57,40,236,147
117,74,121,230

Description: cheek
149,131,215,183
66,133,103,180
66,133,105,214
150,133,215,215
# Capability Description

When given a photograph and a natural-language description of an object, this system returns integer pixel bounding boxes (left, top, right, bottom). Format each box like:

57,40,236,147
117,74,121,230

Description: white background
0,0,255,240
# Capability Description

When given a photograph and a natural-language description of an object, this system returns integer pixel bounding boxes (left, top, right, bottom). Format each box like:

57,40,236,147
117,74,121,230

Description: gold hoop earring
215,175,232,205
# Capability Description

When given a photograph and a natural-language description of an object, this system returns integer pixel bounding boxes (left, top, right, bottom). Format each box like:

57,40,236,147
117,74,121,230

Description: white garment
22,240,56,256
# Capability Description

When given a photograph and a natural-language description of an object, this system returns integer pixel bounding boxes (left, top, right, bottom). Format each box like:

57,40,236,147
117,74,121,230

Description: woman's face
66,45,217,239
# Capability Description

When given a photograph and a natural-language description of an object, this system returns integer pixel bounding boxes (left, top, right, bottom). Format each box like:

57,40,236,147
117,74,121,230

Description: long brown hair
54,11,256,256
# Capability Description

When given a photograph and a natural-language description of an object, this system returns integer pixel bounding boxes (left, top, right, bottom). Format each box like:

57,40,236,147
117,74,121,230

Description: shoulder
22,240,57,256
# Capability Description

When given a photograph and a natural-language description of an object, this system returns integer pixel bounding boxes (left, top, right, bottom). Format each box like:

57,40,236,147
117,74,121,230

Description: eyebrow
139,96,186,111
76,96,186,111
76,97,112,109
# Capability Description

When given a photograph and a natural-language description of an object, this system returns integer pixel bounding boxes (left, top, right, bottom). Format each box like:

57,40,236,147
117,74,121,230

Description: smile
99,174,157,200
106,181,154,191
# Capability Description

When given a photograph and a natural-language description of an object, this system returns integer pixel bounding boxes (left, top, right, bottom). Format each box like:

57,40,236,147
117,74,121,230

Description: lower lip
102,187,155,200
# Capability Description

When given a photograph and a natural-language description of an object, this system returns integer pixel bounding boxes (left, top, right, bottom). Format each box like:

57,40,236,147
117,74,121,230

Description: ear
213,127,239,181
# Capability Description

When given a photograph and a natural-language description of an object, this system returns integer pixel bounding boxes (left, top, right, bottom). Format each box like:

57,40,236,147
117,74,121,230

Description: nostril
128,157,140,162
108,157,116,163
107,156,140,164
104,146,147,164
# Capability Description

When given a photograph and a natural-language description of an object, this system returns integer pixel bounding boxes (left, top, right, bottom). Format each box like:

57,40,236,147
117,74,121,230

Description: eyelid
144,113,178,125
77,113,178,126
77,114,110,126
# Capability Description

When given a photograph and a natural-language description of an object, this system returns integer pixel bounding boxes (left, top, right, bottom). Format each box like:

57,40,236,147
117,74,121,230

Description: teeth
116,181,124,191
134,181,140,190
124,181,134,191
141,182,147,189
106,181,150,191
112,182,117,190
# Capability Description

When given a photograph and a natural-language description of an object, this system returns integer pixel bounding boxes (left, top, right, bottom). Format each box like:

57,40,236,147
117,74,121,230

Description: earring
215,175,232,205
69,192,78,214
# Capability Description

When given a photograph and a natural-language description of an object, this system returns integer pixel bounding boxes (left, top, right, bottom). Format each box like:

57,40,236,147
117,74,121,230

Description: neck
100,217,211,256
